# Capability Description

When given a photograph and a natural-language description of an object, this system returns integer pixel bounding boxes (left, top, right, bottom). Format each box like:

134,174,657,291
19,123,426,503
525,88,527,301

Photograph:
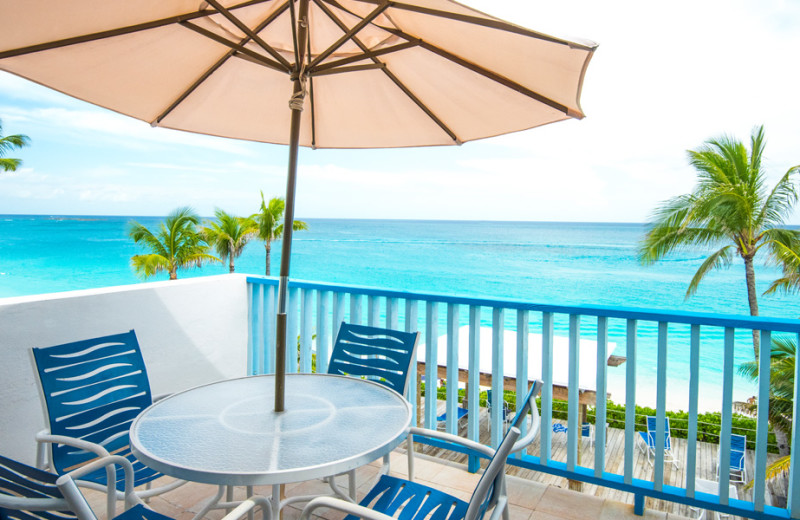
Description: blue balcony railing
246,276,800,520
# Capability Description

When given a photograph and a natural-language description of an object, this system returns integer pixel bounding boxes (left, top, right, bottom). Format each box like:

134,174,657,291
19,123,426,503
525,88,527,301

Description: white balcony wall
0,274,250,464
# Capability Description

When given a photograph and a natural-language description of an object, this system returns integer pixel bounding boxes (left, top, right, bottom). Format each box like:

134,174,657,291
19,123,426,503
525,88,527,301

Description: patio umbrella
0,0,596,411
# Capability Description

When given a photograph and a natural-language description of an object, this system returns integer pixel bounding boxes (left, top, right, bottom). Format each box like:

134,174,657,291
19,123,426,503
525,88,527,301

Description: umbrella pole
275,0,309,413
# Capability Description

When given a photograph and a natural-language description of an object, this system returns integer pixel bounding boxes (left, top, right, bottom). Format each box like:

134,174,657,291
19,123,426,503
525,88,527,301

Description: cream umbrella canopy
0,0,597,411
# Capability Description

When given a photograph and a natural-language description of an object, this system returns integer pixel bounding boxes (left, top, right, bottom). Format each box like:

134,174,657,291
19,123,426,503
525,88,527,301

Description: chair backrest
646,416,671,449
0,455,75,520
508,381,543,453
464,426,521,520
730,434,746,467
486,390,509,420
31,330,153,475
327,323,419,395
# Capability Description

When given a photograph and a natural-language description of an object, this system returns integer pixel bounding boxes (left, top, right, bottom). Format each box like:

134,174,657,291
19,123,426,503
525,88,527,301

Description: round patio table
130,373,411,516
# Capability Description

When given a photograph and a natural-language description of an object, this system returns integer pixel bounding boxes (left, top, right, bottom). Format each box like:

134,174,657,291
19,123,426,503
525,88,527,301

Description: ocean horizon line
0,213,650,226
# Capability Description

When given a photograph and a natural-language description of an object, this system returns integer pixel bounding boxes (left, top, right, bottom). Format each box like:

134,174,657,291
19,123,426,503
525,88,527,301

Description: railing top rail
246,276,800,333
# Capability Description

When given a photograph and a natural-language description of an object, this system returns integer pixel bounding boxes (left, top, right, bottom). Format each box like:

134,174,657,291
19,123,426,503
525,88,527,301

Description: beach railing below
246,276,800,520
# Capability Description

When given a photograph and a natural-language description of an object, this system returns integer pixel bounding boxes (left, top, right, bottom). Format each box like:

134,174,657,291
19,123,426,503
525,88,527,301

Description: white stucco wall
0,274,250,464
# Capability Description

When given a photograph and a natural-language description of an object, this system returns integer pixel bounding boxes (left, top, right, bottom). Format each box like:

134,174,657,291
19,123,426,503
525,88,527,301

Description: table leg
226,486,234,514
272,484,282,520
192,485,225,520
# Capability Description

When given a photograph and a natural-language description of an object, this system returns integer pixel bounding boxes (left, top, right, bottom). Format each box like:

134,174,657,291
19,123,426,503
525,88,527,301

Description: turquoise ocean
2,215,799,410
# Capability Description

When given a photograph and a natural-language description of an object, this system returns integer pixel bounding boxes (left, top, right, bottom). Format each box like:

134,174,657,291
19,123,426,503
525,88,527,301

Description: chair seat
344,474,468,520
114,504,173,520
437,407,468,423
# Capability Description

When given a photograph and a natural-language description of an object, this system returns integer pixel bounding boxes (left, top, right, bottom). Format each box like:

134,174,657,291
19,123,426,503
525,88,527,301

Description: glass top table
130,373,412,487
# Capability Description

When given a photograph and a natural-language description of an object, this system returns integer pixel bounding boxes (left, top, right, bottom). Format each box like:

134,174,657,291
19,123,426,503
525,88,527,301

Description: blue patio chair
54,455,271,520
328,323,420,395
0,453,131,520
486,390,511,426
301,417,524,520
719,434,747,484
436,406,469,430
551,422,593,445
327,323,419,498
637,416,679,468
31,330,184,520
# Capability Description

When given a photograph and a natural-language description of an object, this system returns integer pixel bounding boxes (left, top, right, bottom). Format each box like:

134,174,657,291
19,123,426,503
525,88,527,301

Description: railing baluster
368,295,380,326
654,321,668,491
686,324,700,498
446,304,459,434
567,314,580,471
595,316,607,476
286,287,299,373
387,297,399,330
350,293,363,325
516,310,529,459
248,282,259,375
719,327,735,503
754,329,772,511
540,312,554,465
264,284,275,374
405,300,419,422
424,302,438,430
299,289,313,373
332,292,345,343
789,332,800,518
316,290,329,374
467,306,481,444
624,319,637,485
491,308,504,448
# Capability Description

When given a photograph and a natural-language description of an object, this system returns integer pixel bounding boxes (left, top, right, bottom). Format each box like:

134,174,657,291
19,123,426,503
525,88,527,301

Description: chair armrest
56,455,139,520
0,495,70,512
408,427,495,458
512,410,541,453
300,496,396,520
220,496,272,520
35,432,112,459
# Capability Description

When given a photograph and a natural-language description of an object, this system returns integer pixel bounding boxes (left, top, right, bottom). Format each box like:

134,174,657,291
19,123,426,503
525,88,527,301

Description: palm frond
686,246,733,297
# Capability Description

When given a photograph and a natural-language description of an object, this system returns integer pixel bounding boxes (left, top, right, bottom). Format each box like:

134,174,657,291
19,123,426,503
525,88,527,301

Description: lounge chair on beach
637,416,679,468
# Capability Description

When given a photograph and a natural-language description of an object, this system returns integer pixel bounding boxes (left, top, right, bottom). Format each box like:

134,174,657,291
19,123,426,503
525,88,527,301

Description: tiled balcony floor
87,448,692,520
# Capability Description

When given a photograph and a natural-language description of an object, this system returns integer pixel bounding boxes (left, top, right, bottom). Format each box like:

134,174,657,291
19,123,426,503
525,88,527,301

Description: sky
0,0,799,222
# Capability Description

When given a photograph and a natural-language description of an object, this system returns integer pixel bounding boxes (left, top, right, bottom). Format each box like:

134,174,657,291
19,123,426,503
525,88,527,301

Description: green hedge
421,382,778,453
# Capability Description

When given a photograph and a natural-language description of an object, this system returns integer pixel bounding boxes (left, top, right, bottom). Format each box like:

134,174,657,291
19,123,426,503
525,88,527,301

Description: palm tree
249,192,308,276
128,207,219,280
738,336,794,456
202,209,257,273
0,119,31,173
638,125,800,355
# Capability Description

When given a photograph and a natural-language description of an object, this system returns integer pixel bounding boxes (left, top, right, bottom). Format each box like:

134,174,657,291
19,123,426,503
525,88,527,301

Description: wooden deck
413,403,783,520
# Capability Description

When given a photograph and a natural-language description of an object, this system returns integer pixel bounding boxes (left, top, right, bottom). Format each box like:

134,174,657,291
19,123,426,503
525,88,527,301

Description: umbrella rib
0,0,272,60
205,0,292,70
311,40,419,73
155,3,292,125
311,63,385,76
307,1,392,70
384,27,583,118
349,0,597,51
313,0,460,144
179,21,288,73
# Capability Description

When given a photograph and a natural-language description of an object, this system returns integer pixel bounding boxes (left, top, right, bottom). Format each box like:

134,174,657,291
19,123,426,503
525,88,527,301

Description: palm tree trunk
774,426,790,456
229,239,235,273
265,241,271,276
169,268,177,280
744,255,760,356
